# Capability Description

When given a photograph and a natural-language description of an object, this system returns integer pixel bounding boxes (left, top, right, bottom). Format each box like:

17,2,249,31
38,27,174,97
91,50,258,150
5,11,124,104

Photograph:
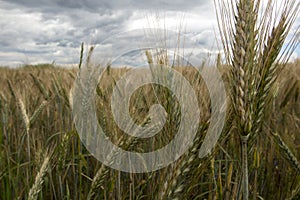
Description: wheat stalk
215,0,299,199
79,42,84,69
30,73,50,100
224,1,259,199
87,116,159,199
6,79,17,100
29,100,48,125
17,97,30,133
271,131,300,173
28,155,50,200
161,123,208,199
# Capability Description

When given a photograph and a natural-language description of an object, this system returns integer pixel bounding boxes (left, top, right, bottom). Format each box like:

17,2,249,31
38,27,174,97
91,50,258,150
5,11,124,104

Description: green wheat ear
215,0,299,199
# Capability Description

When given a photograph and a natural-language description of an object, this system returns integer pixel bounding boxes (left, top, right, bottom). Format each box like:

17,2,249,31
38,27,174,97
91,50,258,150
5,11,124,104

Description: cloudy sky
0,0,299,67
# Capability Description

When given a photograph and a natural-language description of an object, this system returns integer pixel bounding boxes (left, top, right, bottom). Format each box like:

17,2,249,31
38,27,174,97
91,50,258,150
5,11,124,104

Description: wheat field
1,0,300,199
0,59,299,199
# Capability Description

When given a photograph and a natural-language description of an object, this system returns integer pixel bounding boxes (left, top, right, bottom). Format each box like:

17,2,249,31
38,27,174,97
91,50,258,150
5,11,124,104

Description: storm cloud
0,0,298,66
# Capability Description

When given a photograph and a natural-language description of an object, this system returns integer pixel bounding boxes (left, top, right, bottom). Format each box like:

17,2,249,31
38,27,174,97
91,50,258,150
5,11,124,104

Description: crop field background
1,0,300,199
0,58,299,199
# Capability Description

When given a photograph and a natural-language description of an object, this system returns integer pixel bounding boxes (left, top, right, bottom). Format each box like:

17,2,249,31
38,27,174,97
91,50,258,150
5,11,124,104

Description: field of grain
1,0,299,199
0,58,299,199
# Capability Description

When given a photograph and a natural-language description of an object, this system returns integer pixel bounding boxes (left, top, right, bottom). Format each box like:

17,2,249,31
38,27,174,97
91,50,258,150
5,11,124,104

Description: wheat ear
28,156,51,200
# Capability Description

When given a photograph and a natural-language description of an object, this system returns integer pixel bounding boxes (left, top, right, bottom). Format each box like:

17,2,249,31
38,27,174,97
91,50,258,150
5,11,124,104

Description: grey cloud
4,0,209,13
0,0,133,64
2,0,297,67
